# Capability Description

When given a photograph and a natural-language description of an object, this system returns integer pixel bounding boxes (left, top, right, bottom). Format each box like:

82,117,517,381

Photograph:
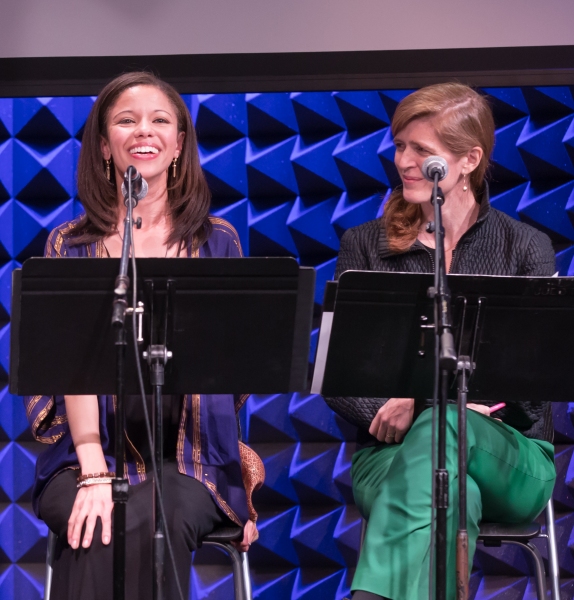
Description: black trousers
39,461,228,600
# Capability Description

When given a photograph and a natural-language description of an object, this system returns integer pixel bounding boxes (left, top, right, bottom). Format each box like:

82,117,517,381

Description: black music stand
10,256,315,600
312,270,574,597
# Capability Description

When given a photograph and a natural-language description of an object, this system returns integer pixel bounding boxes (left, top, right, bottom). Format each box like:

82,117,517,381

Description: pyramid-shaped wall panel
1,86,573,600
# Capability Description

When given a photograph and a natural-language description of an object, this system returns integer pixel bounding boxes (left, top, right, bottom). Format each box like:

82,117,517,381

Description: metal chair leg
227,544,245,600
204,540,252,600
545,499,561,600
44,529,57,600
240,551,253,600
506,541,547,600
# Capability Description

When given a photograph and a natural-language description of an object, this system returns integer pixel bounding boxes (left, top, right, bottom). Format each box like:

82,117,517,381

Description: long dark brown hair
71,71,211,248
383,82,495,252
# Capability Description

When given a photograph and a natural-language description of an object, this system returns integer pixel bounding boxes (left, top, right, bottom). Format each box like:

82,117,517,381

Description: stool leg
204,541,250,600
240,552,253,600
224,543,245,600
545,500,561,600
506,541,547,600
44,530,57,600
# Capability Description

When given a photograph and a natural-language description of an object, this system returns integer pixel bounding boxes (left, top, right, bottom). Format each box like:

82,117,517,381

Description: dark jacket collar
378,182,491,259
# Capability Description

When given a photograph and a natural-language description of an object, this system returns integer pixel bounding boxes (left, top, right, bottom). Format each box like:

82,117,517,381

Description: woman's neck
116,180,170,233
419,189,479,248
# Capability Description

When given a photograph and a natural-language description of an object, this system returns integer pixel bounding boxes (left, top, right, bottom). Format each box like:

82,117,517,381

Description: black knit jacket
324,191,556,443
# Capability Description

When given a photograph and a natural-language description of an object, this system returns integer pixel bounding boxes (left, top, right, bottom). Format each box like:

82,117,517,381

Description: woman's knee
162,469,223,548
39,470,78,539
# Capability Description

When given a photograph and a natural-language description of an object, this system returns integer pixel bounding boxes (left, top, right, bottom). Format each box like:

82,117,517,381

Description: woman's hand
64,394,112,549
369,398,415,443
68,484,113,550
232,519,259,553
468,403,502,421
467,403,491,417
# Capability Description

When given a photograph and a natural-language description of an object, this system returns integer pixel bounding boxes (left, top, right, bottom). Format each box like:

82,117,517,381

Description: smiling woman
72,72,212,254
98,84,187,258
323,83,556,600
384,83,495,258
23,72,260,600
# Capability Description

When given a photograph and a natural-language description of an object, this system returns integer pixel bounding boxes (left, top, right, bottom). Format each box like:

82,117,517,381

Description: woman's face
100,85,185,191
393,117,480,205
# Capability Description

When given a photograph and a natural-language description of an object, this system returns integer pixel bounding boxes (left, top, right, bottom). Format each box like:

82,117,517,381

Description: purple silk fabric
24,216,250,525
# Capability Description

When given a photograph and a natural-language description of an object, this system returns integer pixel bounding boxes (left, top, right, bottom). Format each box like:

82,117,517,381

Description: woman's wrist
75,442,108,475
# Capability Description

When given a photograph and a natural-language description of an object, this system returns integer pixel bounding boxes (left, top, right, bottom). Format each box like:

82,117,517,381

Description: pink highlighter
490,402,506,414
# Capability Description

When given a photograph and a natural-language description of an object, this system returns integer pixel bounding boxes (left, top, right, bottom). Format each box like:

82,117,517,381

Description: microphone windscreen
422,156,448,182
121,176,148,202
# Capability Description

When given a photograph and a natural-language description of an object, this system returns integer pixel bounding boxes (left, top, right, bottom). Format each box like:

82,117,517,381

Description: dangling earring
462,174,468,192
171,157,178,178
105,159,111,181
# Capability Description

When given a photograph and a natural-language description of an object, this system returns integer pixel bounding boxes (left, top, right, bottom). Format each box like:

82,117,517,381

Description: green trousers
351,406,556,600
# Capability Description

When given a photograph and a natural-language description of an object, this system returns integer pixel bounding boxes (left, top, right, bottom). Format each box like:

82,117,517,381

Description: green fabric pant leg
351,405,556,600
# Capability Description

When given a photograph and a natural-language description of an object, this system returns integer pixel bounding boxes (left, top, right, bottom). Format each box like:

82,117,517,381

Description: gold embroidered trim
210,219,244,256
31,396,67,444
51,414,68,426
32,397,57,440
95,239,105,258
44,229,57,257
53,232,65,257
191,394,202,480
112,395,145,481
36,416,69,444
125,435,147,482
26,395,43,418
208,217,240,240
204,479,242,525
235,394,250,413
177,395,189,474
36,431,65,444
191,237,199,258
53,222,74,257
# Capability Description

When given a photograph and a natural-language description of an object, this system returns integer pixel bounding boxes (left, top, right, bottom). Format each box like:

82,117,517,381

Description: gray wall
1,0,573,58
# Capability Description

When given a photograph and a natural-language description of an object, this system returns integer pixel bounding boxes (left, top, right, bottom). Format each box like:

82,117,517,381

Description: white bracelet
77,477,114,488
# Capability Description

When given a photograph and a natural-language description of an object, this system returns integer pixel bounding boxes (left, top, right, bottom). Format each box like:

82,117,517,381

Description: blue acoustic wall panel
1,87,574,599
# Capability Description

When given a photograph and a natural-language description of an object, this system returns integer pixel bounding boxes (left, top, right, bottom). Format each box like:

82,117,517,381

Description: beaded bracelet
77,471,116,484
77,476,114,489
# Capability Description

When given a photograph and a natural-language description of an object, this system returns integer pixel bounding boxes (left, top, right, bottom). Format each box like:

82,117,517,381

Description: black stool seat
203,525,243,543
478,521,541,546
474,500,560,600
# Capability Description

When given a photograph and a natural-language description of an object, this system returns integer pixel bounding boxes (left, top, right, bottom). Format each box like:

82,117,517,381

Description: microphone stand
111,166,140,600
427,174,457,600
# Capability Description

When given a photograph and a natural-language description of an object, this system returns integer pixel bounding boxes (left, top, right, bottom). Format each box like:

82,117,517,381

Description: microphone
422,156,448,182
121,166,148,204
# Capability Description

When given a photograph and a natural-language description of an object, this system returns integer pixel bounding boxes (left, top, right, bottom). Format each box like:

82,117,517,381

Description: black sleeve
334,227,370,279
519,229,556,276
505,227,554,441
324,225,387,431
323,395,387,432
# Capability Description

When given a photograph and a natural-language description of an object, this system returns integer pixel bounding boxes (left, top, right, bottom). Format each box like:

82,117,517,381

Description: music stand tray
10,257,315,396
312,270,574,403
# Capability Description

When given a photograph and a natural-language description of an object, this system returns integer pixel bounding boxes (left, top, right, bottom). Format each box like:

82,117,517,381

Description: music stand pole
111,167,140,600
142,285,175,600
428,176,457,600
455,356,471,598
